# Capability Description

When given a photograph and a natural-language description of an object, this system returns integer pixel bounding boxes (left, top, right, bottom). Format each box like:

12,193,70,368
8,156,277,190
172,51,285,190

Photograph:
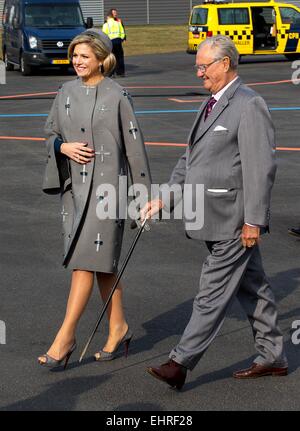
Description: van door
6,2,21,63
217,7,253,55
4,3,14,62
251,6,277,52
188,7,209,53
277,6,300,56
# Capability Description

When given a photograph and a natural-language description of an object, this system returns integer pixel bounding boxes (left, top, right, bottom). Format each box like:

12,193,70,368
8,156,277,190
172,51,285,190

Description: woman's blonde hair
68,33,116,76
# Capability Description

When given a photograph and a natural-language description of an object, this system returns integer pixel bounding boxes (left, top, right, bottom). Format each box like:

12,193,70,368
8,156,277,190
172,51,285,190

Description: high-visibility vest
103,18,125,40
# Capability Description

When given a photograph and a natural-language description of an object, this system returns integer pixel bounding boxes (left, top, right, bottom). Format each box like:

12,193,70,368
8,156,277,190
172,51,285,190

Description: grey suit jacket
167,77,276,241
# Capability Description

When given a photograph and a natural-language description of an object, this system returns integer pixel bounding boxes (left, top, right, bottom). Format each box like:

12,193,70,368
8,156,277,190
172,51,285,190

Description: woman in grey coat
38,29,151,368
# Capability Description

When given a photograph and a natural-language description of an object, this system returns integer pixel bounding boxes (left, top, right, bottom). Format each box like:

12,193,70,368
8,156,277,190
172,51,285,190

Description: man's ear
224,57,231,72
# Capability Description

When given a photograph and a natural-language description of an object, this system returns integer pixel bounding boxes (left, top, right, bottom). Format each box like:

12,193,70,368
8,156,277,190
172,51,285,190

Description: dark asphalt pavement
0,52,299,411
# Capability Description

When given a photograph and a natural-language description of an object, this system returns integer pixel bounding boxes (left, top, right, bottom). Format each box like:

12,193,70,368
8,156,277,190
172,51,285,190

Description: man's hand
140,199,164,221
241,224,260,248
60,142,95,164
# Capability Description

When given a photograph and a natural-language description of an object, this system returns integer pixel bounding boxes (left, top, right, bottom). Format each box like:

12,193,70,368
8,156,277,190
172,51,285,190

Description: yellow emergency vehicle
188,0,300,60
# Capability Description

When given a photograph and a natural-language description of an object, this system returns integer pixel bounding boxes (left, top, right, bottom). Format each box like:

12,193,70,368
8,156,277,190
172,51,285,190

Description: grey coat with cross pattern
42,77,152,273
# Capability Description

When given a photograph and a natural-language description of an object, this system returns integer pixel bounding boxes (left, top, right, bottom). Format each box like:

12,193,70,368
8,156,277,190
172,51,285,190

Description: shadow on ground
1,375,110,411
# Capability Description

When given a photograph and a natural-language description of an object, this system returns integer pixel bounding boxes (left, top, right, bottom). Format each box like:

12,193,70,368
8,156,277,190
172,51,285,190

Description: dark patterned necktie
204,96,217,121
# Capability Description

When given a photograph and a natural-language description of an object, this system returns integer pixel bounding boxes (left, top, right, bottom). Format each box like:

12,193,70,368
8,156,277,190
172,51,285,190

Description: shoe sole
288,230,300,238
146,367,184,390
234,369,288,379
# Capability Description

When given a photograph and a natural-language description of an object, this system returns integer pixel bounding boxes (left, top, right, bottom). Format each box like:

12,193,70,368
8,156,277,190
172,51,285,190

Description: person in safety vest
103,12,126,77
110,8,127,41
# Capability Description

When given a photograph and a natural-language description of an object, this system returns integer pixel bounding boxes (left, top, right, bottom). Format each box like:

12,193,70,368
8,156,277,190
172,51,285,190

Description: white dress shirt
211,76,239,106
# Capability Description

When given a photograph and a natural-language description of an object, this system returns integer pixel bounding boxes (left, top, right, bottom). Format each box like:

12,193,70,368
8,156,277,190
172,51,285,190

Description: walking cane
79,218,150,363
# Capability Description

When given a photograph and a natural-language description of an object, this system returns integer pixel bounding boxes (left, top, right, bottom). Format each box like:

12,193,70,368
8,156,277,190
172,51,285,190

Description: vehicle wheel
285,54,300,61
20,53,32,76
4,51,14,71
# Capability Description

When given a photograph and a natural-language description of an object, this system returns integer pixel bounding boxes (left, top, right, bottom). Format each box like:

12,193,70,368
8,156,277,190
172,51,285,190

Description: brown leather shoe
233,363,288,379
147,359,187,390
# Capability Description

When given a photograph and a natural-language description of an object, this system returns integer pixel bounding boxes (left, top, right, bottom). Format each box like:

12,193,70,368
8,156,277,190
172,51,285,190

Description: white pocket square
207,189,229,193
213,125,228,131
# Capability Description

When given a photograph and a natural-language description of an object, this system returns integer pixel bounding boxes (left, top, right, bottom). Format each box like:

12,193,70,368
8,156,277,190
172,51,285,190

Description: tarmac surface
0,52,300,411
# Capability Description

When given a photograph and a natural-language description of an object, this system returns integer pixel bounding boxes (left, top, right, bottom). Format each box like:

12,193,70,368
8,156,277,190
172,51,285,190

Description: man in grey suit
141,36,288,390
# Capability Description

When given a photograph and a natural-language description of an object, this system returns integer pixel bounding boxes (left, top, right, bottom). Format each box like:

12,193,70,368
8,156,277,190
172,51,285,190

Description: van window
279,7,300,25
218,8,250,25
8,5,15,25
191,8,208,25
25,4,84,27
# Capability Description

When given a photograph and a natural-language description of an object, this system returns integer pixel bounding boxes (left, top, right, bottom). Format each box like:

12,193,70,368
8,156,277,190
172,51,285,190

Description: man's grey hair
198,36,239,70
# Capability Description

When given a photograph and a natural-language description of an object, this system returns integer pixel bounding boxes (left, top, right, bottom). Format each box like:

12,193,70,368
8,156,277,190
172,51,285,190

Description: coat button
141,172,145,177
81,128,85,132
48,155,51,158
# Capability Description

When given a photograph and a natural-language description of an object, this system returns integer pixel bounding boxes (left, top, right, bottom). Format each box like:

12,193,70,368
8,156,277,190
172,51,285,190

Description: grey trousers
169,237,287,370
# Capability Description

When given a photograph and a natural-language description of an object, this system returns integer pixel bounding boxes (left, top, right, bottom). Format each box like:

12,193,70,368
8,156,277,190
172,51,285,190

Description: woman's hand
60,142,95,164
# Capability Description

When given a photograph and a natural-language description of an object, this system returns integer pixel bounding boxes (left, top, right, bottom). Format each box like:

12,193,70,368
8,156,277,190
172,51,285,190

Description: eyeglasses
194,58,223,73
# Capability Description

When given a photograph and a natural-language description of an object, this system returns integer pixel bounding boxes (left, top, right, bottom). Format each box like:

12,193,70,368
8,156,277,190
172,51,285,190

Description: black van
2,0,93,75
